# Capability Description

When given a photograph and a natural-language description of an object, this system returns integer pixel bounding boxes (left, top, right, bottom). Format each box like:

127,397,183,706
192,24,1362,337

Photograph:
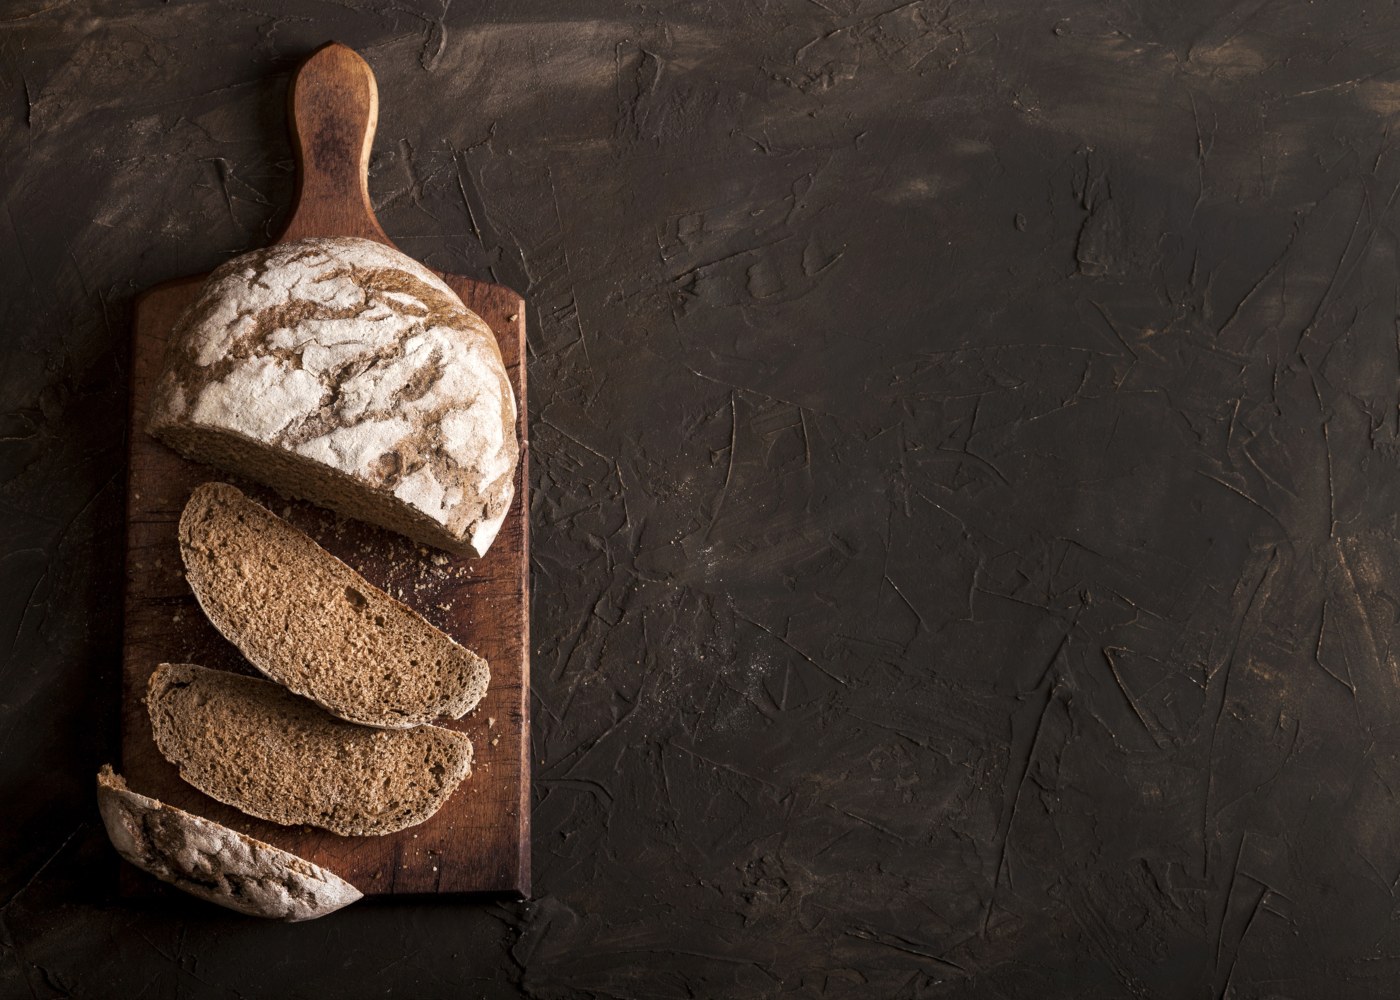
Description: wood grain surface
119,43,529,898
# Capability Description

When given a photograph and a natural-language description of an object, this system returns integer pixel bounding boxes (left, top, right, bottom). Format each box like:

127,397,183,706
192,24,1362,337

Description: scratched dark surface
4,1,1400,997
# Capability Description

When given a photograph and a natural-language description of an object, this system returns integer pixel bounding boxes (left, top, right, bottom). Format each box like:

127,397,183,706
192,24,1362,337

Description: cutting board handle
277,42,394,246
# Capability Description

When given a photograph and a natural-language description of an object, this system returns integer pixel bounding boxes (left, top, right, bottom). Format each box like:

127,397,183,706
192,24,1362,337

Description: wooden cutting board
120,43,529,897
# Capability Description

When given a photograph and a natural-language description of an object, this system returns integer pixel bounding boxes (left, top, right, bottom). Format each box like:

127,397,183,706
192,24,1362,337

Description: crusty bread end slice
146,663,473,837
178,481,489,729
97,765,361,920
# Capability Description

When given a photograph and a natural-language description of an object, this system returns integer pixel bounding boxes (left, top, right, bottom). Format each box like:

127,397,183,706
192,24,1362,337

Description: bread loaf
179,482,489,729
148,236,518,557
147,663,473,836
97,765,361,920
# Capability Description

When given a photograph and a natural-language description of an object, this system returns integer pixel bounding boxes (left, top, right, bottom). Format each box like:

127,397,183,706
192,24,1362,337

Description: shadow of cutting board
120,43,529,897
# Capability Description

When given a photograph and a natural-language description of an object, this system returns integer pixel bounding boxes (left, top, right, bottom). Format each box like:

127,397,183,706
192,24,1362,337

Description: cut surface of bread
146,663,473,836
179,481,489,729
146,236,518,557
97,765,361,920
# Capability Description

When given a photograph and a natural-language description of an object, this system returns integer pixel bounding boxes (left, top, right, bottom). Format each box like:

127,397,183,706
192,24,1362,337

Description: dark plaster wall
4,1,1400,996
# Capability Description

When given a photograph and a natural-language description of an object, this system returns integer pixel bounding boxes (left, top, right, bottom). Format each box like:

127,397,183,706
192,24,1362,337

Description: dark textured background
3,0,1400,996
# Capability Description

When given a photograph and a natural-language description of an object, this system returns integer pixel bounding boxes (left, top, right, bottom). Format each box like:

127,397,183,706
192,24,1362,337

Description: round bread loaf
148,236,518,557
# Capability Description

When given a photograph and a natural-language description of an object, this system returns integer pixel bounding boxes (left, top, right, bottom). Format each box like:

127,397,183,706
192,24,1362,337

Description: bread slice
146,236,518,558
178,481,488,729
146,663,473,836
97,765,361,920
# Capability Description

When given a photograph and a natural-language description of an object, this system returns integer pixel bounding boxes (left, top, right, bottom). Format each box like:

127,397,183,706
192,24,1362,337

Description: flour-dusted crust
96,765,361,921
148,236,518,557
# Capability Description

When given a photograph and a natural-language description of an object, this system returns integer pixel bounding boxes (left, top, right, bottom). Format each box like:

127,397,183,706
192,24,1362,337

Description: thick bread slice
147,663,473,837
97,765,361,921
146,236,518,557
179,481,489,729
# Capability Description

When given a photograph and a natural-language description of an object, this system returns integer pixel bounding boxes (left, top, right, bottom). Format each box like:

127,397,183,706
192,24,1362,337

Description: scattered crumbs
432,866,438,872
491,736,499,746
488,716,496,728
506,313,518,322
431,552,449,566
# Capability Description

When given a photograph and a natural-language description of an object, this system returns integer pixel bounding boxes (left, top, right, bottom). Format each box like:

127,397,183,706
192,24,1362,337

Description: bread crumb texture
146,663,473,837
178,482,489,729
96,765,362,920
148,237,518,556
